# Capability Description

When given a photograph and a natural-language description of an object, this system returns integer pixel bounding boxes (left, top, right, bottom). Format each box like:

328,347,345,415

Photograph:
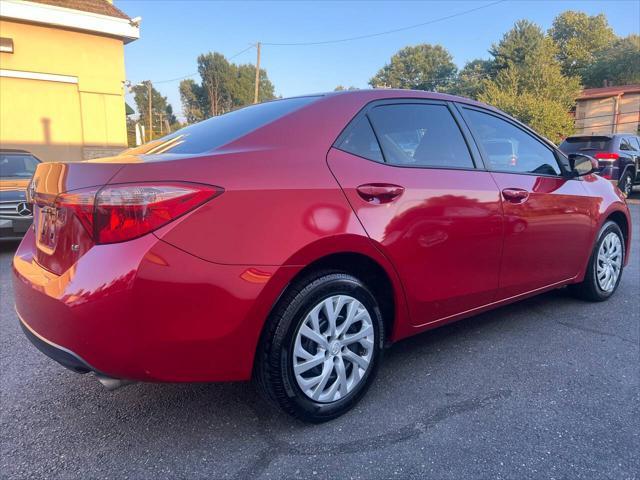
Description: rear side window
367,104,474,168
126,96,320,155
559,136,612,154
337,117,383,162
463,108,561,176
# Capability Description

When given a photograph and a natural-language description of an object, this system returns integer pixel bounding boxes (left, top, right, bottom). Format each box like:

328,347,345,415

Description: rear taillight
594,152,619,161
55,182,221,244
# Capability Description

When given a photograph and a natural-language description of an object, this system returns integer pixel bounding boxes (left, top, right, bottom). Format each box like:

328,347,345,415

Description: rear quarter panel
107,93,413,342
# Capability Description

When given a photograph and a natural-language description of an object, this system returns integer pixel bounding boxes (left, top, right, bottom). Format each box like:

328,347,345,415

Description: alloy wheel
618,173,632,197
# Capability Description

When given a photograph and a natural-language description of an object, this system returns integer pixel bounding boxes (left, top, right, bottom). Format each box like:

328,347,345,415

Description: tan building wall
0,11,134,162
575,92,640,135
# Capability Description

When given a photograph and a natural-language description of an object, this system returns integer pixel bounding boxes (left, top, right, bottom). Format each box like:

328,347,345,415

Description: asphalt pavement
1,205,638,480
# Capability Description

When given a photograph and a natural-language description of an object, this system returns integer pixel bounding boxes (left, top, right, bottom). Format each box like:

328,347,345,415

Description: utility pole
147,81,153,141
253,42,261,104
155,111,166,135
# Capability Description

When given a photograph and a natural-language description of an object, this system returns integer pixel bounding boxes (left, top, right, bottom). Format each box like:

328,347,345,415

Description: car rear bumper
13,229,300,382
18,309,93,374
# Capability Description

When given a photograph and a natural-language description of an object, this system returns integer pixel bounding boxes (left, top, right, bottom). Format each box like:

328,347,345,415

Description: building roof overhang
0,0,140,43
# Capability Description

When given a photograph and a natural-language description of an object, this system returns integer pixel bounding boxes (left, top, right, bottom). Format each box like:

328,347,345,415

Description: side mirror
568,153,598,177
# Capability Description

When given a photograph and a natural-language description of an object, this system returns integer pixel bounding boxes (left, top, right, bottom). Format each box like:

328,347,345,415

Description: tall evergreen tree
480,21,581,142
448,59,493,99
489,20,547,73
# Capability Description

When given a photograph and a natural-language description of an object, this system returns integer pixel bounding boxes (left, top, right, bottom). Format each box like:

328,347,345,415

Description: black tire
254,270,385,423
618,171,633,197
569,221,625,302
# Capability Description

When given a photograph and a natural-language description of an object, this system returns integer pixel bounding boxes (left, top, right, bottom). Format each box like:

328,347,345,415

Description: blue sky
118,0,640,119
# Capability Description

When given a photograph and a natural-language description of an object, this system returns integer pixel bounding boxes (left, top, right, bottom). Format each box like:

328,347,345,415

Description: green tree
480,22,581,142
549,11,615,80
583,34,640,87
229,63,276,107
198,52,233,116
179,51,276,122
179,79,207,124
448,59,493,99
489,20,546,73
132,81,177,139
369,44,457,91
334,85,359,91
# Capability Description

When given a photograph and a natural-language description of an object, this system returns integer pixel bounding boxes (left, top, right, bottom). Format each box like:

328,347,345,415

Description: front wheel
569,221,625,302
254,271,384,422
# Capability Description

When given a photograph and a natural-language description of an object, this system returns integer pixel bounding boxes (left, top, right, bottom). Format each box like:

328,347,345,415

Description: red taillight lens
56,183,221,244
594,152,619,160
56,188,98,235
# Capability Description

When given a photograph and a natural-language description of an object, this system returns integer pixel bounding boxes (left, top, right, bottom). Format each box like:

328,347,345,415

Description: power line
262,0,505,46
144,45,256,85
134,2,504,86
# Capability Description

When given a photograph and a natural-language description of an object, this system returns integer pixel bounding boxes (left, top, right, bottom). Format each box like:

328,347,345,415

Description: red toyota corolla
13,90,631,422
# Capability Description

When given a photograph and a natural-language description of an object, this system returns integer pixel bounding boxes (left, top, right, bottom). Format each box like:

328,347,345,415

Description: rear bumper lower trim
16,306,94,374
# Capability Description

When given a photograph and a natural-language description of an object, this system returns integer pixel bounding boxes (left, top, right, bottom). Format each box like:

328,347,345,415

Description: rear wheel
569,221,625,302
618,171,633,197
254,271,384,422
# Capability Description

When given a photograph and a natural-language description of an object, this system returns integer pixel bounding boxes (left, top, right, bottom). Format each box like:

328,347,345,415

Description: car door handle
502,188,529,203
356,184,404,204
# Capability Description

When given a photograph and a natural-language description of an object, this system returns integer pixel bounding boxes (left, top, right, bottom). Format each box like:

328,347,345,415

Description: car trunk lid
30,161,125,275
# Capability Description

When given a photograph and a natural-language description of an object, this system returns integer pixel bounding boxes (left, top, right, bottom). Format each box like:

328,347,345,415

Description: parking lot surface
1,205,638,480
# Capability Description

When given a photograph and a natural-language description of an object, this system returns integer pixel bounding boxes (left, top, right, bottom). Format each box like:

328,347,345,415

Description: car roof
0,149,41,160
564,133,638,140
324,88,495,110
1,149,36,154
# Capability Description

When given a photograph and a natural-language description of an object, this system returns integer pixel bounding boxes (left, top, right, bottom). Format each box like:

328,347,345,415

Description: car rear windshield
0,153,39,178
126,96,321,156
559,136,612,154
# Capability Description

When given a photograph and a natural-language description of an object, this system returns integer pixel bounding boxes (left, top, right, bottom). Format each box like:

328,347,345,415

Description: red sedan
13,90,631,422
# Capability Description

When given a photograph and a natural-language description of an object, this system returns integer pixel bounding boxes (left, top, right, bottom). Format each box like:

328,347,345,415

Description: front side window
463,108,561,176
367,104,474,168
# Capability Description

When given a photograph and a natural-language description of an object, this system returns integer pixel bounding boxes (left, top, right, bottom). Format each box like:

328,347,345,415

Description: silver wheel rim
621,176,631,196
293,295,374,403
596,232,623,292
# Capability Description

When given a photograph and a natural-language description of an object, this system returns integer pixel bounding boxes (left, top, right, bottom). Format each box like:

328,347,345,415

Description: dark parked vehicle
0,149,40,240
559,134,640,196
